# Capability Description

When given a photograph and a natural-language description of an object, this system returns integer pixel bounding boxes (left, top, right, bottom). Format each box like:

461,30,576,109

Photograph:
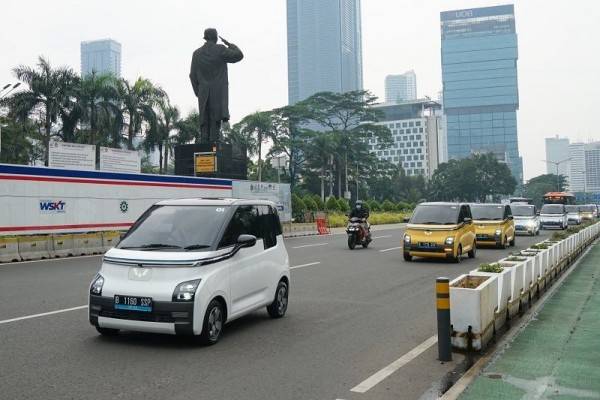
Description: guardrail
444,221,600,352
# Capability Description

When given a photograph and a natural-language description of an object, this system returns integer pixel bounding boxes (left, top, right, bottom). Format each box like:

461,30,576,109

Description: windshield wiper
184,244,211,251
121,243,183,250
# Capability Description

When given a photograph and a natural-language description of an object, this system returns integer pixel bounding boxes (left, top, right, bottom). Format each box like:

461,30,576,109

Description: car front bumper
89,295,195,335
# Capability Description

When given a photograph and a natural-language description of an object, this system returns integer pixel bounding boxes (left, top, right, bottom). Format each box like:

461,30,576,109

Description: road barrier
283,222,319,237
448,221,600,352
436,277,452,361
0,237,20,263
72,233,104,255
102,231,122,252
50,234,75,258
17,235,51,261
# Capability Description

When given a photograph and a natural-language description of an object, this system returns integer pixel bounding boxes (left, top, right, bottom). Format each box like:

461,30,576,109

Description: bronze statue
190,28,243,143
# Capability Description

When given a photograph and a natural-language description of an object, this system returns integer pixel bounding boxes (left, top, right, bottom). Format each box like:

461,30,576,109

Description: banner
232,181,292,222
99,147,141,173
48,141,95,170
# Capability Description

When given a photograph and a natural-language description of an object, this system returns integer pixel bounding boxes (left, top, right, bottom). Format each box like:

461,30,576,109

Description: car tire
536,229,540,236
267,280,289,319
199,299,225,346
468,242,476,258
454,245,462,263
503,236,509,249
403,252,412,262
96,327,119,336
509,236,516,247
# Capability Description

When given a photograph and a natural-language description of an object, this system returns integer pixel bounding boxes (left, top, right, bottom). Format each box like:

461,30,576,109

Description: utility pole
542,158,571,192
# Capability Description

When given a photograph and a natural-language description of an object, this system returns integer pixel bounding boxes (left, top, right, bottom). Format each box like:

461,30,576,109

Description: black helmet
355,200,364,209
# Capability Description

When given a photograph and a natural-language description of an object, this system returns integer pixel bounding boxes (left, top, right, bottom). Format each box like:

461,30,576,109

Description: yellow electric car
403,202,476,263
470,204,515,249
579,205,596,221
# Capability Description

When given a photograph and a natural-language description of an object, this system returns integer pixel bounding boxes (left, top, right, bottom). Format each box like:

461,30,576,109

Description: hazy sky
1,0,599,179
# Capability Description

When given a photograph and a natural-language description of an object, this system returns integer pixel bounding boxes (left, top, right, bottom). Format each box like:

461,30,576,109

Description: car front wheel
453,245,462,263
199,299,225,345
468,241,476,258
267,281,289,318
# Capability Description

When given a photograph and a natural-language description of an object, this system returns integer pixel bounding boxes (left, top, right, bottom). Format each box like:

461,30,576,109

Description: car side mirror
237,234,257,248
508,215,514,220
403,217,410,223
463,217,472,224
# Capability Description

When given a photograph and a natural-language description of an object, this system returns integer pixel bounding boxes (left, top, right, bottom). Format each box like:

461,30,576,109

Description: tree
175,111,201,144
381,199,395,212
233,111,273,182
144,98,180,174
326,196,340,212
0,116,36,164
312,194,324,210
303,195,318,212
292,194,306,221
338,198,350,213
524,174,568,207
3,56,78,165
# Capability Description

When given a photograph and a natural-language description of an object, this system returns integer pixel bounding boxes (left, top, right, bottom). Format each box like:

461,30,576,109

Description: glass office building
440,5,522,182
81,39,121,77
287,0,363,104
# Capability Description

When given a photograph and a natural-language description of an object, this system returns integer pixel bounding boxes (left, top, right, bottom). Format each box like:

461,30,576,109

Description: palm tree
78,72,119,148
116,77,164,149
234,111,273,182
3,56,78,165
144,99,180,174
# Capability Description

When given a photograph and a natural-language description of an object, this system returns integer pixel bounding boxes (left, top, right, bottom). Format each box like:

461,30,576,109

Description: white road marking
292,243,329,249
0,254,102,267
372,235,392,239
379,246,403,253
350,335,438,393
0,305,88,325
290,261,321,270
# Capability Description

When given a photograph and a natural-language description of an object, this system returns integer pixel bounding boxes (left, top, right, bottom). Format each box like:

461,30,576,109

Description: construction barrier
18,235,51,261
50,234,75,258
283,222,319,237
316,216,330,235
0,237,21,263
102,231,122,252
72,233,104,256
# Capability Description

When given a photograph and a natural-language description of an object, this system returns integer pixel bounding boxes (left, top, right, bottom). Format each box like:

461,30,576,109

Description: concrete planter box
450,274,498,351
470,267,511,315
498,259,526,315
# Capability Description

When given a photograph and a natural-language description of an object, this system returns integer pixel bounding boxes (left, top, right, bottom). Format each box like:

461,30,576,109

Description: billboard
99,147,141,173
232,181,292,222
48,141,95,170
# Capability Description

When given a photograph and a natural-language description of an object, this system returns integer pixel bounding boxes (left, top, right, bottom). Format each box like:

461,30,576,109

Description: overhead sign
99,147,141,173
232,181,292,222
194,152,217,174
48,141,95,170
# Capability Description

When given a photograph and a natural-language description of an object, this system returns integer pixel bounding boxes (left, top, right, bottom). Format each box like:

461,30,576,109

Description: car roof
469,203,506,207
155,198,276,207
417,202,467,207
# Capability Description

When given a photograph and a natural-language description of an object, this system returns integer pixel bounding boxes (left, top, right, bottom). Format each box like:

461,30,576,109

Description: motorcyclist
349,200,371,241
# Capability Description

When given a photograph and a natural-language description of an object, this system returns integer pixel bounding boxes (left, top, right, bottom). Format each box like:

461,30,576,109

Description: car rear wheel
403,252,412,262
199,299,224,346
509,236,516,246
267,281,289,319
468,241,476,258
96,327,119,336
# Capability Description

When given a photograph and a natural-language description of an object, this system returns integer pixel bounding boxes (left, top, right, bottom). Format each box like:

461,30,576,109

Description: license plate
114,295,153,312
419,242,437,248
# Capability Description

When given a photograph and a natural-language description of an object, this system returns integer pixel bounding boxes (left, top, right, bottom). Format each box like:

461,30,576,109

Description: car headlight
90,274,104,295
445,237,454,245
495,229,502,236
404,234,411,243
173,279,201,302
527,221,536,227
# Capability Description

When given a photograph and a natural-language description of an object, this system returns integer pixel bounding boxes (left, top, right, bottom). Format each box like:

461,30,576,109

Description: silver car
511,204,540,236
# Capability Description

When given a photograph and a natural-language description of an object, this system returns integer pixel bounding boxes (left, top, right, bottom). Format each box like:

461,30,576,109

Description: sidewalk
460,242,600,399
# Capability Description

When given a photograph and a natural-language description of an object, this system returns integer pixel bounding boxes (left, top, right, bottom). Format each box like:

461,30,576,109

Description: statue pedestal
174,142,247,180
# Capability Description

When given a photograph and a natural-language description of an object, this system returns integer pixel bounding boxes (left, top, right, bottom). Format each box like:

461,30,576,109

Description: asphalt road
0,226,551,400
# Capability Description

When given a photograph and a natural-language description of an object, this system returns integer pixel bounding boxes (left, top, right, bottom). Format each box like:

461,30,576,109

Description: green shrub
505,256,526,262
303,195,318,211
326,211,410,228
292,194,306,220
396,201,410,212
368,200,381,212
326,196,340,212
312,194,324,210
338,198,350,213
478,263,503,273
381,199,395,212
530,243,548,250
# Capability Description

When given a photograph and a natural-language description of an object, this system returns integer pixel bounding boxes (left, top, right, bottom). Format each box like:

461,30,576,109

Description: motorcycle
346,217,371,250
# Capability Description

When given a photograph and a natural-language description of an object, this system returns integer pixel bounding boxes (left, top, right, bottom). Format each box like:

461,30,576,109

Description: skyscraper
385,70,417,103
287,0,363,104
545,136,570,177
440,5,522,182
80,39,122,77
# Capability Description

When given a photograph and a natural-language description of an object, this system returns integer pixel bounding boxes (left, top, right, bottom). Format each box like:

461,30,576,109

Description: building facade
385,70,417,103
369,100,444,178
81,39,122,77
568,141,600,196
440,5,522,182
568,142,586,192
287,0,363,104
545,136,570,177
585,143,600,193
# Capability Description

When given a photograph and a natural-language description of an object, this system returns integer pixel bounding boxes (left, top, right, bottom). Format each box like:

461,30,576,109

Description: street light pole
542,158,571,191
0,83,21,100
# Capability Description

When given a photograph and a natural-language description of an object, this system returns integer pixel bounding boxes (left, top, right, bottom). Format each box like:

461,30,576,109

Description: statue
189,28,243,143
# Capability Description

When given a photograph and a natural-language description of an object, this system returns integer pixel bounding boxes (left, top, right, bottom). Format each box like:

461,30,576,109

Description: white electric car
539,204,568,230
89,198,290,345
511,203,540,236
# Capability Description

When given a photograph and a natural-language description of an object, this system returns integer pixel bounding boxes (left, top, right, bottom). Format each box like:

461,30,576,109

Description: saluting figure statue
189,28,243,143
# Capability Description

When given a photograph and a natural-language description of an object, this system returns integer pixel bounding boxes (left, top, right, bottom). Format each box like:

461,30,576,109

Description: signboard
232,181,292,222
194,152,217,174
48,141,95,170
99,147,141,173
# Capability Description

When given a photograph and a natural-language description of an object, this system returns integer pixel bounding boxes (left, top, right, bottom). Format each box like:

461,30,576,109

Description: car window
512,205,535,216
410,204,459,225
218,205,262,249
259,205,277,249
541,204,565,214
470,204,503,220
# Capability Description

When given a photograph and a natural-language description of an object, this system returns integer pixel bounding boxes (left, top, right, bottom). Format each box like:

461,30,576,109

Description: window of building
416,135,421,140
419,128,424,133
416,149,421,153
409,135,414,141
416,121,421,127
412,128,418,133
402,122,407,127
417,162,422,167
409,121,414,127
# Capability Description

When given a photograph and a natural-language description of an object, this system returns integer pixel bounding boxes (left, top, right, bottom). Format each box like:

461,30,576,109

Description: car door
458,205,471,252
505,205,515,240
219,205,268,317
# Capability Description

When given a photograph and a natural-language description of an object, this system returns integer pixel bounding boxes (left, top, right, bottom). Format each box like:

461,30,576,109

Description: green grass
478,263,504,273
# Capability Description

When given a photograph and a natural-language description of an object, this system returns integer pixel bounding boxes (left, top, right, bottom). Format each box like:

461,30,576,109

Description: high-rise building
81,39,122,77
568,143,586,192
287,0,363,104
545,136,570,177
440,5,522,182
385,71,417,103
568,141,600,195
584,142,600,193
369,100,444,178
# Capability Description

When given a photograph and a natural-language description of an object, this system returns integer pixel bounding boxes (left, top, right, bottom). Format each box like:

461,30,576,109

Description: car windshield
118,205,230,251
511,205,535,217
580,205,595,212
565,205,580,212
409,205,459,224
471,205,504,220
541,204,564,214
